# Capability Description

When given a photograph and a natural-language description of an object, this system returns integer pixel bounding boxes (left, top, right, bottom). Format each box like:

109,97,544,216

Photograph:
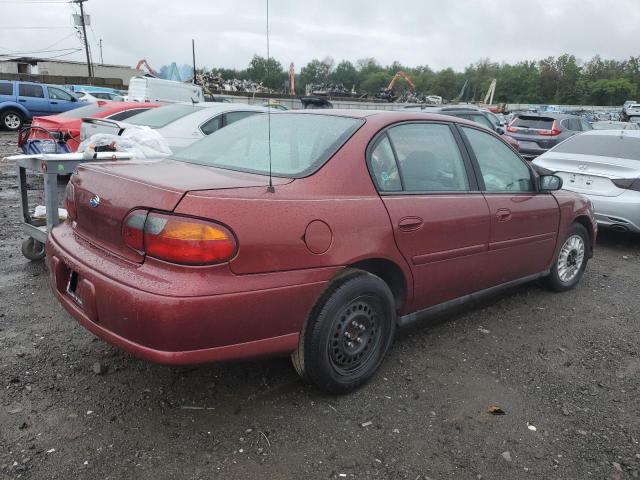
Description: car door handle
398,216,424,232
18,99,26,102
50,101,58,104
496,208,512,222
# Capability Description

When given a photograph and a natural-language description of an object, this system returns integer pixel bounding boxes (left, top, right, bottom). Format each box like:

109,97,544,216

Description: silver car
533,130,640,233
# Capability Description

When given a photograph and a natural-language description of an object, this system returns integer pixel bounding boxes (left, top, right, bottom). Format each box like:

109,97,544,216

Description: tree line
201,54,640,105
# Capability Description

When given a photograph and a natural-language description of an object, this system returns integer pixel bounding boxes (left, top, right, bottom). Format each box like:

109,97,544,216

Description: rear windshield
512,116,555,130
59,104,110,118
175,113,364,177
126,104,203,128
553,134,640,161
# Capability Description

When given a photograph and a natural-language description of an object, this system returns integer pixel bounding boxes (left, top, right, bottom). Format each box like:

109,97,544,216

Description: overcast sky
1,0,639,72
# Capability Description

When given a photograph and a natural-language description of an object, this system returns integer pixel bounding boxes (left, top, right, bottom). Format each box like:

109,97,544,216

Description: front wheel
292,270,396,394
544,223,589,292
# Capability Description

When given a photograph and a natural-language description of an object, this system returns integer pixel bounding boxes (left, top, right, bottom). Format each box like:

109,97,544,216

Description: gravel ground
0,130,639,480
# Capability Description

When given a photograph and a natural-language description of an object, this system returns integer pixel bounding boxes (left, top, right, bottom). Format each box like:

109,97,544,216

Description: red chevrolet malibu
46,111,596,394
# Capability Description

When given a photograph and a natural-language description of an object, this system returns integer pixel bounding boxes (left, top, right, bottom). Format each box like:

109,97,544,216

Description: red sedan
46,111,596,394
19,100,160,152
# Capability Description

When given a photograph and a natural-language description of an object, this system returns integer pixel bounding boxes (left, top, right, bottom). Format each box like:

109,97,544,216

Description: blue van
0,80,83,131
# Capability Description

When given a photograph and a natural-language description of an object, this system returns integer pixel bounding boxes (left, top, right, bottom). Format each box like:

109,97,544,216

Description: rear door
47,86,78,114
18,83,49,116
459,125,560,286
369,122,491,311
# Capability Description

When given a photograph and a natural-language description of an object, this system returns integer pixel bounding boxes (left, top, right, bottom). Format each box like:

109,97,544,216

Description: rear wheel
1,109,23,131
544,223,589,292
21,237,45,261
292,270,396,394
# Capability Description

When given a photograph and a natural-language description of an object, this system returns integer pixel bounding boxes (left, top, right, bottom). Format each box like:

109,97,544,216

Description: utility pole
75,0,92,77
99,38,103,65
191,39,196,85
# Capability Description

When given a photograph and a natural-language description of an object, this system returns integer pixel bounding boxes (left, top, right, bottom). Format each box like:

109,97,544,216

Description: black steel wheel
21,237,45,261
292,270,395,394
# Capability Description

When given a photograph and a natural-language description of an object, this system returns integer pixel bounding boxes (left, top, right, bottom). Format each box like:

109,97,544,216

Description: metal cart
9,152,133,261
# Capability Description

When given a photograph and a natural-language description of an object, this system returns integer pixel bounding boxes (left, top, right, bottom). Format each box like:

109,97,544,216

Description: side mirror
496,126,505,135
540,174,563,191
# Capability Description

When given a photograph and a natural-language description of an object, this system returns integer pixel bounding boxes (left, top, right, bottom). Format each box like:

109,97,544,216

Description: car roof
282,109,487,127
579,129,640,138
515,112,577,119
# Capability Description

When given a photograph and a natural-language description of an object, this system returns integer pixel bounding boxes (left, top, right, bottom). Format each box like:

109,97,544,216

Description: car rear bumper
579,191,640,233
46,223,335,364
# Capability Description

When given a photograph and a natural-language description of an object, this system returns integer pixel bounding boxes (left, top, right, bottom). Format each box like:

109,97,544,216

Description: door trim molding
397,271,548,328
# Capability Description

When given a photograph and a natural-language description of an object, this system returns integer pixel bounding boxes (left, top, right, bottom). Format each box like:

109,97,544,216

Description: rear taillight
612,178,640,192
537,121,561,136
64,181,77,220
122,211,237,265
506,125,519,133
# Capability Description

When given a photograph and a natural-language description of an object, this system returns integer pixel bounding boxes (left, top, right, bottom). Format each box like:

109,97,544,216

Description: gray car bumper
580,190,640,233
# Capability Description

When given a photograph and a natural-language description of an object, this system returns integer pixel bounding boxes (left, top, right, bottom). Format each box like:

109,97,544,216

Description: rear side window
512,116,554,130
462,127,533,192
370,135,401,192
19,84,44,98
107,108,149,121
224,111,259,126
200,115,222,135
0,83,13,95
387,123,469,192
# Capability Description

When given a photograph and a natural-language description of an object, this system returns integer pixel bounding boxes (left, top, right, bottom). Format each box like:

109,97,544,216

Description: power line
0,48,81,55
0,26,74,30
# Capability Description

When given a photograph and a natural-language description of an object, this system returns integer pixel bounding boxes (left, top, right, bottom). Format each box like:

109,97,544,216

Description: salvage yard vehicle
46,110,596,394
505,112,592,159
19,101,160,153
127,76,204,103
533,129,640,233
80,102,268,152
0,80,82,131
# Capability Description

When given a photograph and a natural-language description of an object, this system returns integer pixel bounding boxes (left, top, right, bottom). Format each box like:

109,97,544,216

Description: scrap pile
196,71,275,94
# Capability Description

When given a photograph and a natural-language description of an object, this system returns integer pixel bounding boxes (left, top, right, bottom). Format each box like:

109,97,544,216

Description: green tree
246,55,284,90
332,60,359,89
361,71,392,95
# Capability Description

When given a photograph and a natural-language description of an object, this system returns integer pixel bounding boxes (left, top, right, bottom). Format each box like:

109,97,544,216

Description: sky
1,0,639,73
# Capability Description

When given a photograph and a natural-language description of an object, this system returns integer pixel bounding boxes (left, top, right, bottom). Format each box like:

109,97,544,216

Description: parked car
76,91,124,102
533,129,640,233
47,110,596,394
622,103,640,122
504,113,592,159
127,76,204,103
622,100,638,120
0,80,82,131
405,106,520,151
19,101,160,153
591,121,639,131
80,102,267,152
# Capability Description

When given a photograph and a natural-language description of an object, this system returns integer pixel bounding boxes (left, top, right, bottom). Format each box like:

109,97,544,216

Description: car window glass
0,83,13,95
569,118,581,131
200,115,222,135
462,126,533,192
369,135,401,192
19,84,44,98
460,113,493,130
107,108,149,121
48,87,73,101
224,111,258,126
580,119,592,131
388,123,469,192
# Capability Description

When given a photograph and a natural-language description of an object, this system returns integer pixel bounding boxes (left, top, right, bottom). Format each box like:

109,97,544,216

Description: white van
127,76,204,103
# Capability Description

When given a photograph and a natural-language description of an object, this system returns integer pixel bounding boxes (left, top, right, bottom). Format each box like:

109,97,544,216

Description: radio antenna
265,0,275,193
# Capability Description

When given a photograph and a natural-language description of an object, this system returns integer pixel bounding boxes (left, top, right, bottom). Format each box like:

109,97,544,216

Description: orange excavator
135,59,158,77
376,71,416,102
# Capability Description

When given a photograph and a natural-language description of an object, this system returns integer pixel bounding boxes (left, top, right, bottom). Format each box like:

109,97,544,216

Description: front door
47,86,78,114
458,125,560,287
369,122,491,311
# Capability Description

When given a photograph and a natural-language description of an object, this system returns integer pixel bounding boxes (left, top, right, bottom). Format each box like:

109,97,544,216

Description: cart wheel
21,237,45,261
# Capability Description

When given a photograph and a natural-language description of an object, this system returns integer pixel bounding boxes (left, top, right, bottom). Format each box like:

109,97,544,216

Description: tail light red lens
64,181,77,220
506,125,519,133
612,178,640,192
537,121,561,136
122,211,237,265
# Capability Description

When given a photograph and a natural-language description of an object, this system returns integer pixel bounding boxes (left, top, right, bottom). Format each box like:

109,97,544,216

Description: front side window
580,119,593,131
48,87,73,101
369,135,401,192
462,126,533,192
387,123,469,192
19,84,44,98
200,115,222,135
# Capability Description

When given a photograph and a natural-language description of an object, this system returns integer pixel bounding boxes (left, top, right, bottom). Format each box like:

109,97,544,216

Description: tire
1,109,24,131
544,223,589,292
21,237,45,261
292,270,396,394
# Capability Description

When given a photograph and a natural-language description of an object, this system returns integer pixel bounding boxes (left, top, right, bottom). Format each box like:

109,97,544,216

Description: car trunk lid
535,152,640,197
71,158,290,262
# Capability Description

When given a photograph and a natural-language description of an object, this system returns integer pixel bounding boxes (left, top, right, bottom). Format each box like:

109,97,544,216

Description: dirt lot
0,130,639,480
